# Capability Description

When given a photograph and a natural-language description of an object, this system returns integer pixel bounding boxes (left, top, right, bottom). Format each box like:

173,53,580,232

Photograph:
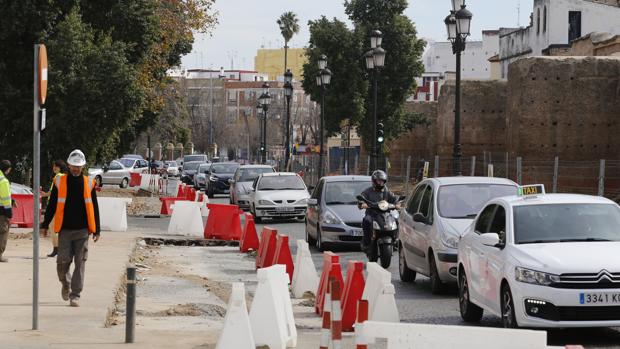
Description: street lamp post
258,82,271,164
316,55,331,179
445,0,472,176
365,30,386,171
256,103,263,163
283,69,294,170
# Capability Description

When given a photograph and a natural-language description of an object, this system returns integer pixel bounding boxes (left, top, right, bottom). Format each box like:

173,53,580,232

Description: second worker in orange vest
41,149,100,307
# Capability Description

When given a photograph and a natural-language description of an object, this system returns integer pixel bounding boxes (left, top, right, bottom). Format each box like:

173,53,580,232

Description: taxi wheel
458,270,483,322
399,243,416,283
429,254,445,295
501,285,518,328
120,178,129,189
316,227,328,252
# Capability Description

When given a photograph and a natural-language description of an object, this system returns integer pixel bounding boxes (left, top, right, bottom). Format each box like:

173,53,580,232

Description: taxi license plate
276,206,295,212
352,229,363,237
579,292,620,305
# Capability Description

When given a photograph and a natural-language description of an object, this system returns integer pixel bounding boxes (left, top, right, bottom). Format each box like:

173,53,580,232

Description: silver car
305,176,371,251
250,173,309,223
230,165,275,209
398,177,518,293
94,160,132,188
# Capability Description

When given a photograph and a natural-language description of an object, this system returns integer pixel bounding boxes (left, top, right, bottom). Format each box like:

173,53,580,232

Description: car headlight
515,267,560,286
295,198,308,205
258,199,274,206
321,210,342,225
441,234,459,249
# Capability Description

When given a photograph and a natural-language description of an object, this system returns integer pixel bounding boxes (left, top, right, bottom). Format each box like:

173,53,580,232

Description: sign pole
32,43,47,330
32,44,40,330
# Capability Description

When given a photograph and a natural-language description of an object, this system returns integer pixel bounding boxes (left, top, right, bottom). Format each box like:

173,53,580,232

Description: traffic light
377,122,385,144
260,145,265,151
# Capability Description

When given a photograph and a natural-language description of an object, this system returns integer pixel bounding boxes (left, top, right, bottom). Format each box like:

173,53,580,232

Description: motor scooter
357,194,403,268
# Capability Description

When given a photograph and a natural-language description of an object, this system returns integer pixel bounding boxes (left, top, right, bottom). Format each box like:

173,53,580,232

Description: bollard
331,280,342,349
355,299,369,349
126,266,136,343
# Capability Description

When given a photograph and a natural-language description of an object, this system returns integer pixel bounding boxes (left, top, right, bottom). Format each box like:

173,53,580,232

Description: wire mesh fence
294,151,620,201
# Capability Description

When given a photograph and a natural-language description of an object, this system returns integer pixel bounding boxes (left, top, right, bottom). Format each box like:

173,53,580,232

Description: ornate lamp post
316,55,332,179
445,0,472,175
364,30,386,171
283,69,294,170
258,82,271,164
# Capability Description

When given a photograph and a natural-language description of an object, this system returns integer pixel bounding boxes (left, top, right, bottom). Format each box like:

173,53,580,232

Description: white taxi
457,185,620,328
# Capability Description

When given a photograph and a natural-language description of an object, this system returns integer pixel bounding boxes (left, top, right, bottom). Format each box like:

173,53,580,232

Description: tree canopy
302,0,425,149
0,0,217,181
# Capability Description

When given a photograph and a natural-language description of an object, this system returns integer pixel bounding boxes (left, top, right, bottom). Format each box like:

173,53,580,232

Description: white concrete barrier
362,262,399,322
291,240,320,298
355,321,550,349
215,283,255,349
249,265,297,349
97,197,132,232
167,201,204,236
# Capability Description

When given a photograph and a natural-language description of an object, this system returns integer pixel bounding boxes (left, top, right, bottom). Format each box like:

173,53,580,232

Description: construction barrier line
316,252,344,316
319,279,332,349
291,240,320,299
272,234,295,282
341,260,365,332
331,279,343,349
355,299,369,349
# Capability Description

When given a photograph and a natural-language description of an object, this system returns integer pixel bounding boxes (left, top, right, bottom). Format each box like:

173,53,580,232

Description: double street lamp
257,82,271,164
315,54,332,179
364,30,387,171
444,0,472,176
283,69,294,170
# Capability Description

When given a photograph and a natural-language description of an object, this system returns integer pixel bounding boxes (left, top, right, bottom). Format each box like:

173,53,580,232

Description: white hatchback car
250,172,310,223
458,185,620,328
398,177,518,293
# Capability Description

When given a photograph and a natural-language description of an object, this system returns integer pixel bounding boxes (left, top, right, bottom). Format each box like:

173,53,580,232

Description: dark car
180,161,204,185
305,176,372,251
205,162,240,198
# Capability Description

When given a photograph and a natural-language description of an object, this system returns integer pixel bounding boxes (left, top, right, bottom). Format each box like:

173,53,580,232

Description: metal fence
294,152,620,201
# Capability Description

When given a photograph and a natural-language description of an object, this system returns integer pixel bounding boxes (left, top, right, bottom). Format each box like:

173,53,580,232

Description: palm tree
277,11,300,73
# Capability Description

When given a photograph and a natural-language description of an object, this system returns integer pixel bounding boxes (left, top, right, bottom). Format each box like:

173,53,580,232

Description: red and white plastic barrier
97,197,131,232
167,201,203,236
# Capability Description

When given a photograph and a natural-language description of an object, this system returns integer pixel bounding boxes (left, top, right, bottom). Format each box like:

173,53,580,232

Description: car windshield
438,184,517,219
165,161,177,166
239,167,274,182
183,162,201,171
258,175,305,190
211,164,238,174
325,181,371,205
118,159,134,168
198,165,211,173
184,155,206,163
514,204,620,244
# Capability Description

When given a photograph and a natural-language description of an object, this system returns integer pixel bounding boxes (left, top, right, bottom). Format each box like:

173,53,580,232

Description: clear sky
180,0,534,70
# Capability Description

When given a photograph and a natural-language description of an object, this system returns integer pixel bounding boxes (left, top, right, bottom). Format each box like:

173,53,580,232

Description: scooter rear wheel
379,243,392,268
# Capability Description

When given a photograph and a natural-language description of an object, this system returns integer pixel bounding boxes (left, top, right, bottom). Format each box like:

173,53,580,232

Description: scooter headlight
378,200,389,211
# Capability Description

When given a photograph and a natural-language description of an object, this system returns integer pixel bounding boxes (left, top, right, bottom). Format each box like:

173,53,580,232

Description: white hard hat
67,149,86,167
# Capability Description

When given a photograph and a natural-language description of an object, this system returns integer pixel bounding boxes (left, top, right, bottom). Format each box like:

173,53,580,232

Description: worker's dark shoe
70,298,80,307
0,256,8,263
61,285,70,301
47,247,58,258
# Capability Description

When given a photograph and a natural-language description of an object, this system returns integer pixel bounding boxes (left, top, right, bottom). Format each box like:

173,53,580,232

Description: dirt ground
97,187,163,216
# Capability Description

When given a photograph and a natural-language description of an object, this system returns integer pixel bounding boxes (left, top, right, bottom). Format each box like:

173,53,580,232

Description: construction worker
0,160,13,263
41,150,100,307
41,160,67,257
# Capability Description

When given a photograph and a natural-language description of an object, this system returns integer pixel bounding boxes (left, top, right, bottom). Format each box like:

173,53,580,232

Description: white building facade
498,0,620,78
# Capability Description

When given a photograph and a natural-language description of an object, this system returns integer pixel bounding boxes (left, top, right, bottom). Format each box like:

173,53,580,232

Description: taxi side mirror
307,198,318,206
413,213,427,224
480,233,502,248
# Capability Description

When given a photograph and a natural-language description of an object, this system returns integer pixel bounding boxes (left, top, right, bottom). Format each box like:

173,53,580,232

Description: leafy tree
301,17,367,136
302,0,425,149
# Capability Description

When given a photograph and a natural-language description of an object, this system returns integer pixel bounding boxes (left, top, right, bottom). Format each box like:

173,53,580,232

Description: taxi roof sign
518,184,546,196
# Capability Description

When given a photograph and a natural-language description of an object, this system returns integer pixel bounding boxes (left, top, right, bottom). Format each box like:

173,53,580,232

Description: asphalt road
129,195,620,349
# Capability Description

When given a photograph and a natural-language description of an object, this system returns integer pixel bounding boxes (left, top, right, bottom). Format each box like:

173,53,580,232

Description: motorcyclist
358,170,400,253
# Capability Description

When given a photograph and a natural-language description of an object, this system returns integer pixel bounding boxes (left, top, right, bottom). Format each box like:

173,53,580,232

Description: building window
568,11,582,42
543,6,547,33
536,8,540,35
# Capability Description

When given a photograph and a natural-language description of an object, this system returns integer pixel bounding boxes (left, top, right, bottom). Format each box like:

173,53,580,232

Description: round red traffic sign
38,45,48,105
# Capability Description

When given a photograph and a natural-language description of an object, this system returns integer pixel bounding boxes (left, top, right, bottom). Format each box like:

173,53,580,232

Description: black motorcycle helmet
371,170,388,190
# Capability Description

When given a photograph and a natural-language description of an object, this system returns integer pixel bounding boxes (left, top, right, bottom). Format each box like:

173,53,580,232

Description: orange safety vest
53,175,97,233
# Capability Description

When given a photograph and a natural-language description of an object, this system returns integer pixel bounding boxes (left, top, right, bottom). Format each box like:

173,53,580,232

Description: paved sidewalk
0,229,136,348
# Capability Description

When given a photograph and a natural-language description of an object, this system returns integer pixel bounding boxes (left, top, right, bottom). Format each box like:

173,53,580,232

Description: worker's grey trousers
57,228,89,300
